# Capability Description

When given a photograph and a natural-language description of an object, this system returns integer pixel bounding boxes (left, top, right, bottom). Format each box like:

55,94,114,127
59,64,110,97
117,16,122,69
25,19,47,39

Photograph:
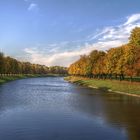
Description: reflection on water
69,89,140,140
0,77,140,140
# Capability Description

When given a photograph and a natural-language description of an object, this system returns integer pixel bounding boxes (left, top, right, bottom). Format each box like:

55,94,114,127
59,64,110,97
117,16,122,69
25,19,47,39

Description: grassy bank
0,74,68,85
0,74,43,85
65,76,140,96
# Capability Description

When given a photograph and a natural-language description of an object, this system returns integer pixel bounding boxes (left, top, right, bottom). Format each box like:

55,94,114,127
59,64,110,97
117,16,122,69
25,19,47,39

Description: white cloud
23,40,123,66
24,13,140,66
87,28,110,41
124,13,140,25
28,3,39,12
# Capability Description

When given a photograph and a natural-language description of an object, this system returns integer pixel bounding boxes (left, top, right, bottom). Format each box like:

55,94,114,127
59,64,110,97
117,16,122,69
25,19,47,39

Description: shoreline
0,74,66,85
65,76,140,98
0,74,67,85
0,74,43,85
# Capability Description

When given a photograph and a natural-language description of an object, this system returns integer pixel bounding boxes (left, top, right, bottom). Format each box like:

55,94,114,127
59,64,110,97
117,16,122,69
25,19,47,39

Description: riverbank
0,74,67,85
0,74,43,85
65,76,140,97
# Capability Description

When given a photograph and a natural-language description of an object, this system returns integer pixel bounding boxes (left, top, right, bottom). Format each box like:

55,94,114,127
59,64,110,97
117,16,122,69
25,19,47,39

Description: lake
0,77,140,140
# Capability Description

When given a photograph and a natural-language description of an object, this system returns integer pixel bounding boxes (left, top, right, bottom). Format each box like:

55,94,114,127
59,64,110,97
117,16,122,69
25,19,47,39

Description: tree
0,52,4,74
129,27,140,48
124,45,137,81
91,51,106,78
68,27,140,81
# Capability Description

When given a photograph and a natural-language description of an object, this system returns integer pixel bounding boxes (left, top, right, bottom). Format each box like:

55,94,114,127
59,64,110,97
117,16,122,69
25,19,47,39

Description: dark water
0,77,140,140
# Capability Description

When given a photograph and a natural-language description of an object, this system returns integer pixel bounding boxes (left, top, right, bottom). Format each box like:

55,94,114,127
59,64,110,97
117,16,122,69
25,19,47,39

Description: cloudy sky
0,0,140,66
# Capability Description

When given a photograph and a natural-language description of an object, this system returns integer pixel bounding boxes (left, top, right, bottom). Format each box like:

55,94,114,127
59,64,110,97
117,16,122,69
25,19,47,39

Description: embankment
65,76,140,97
0,74,43,85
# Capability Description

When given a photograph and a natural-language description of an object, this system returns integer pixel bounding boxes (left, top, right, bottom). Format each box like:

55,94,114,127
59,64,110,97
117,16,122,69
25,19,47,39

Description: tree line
0,53,67,75
68,27,140,81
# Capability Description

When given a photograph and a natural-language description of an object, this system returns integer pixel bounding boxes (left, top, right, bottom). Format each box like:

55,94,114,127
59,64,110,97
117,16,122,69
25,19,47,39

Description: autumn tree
68,27,140,81
129,27,140,48
89,50,106,78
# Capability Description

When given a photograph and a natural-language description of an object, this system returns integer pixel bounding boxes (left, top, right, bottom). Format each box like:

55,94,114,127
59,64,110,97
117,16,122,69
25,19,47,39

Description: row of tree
68,27,140,80
0,54,67,75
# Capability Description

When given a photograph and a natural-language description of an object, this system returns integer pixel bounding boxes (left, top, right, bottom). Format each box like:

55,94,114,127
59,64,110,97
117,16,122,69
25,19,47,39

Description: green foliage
0,53,67,75
0,52,4,73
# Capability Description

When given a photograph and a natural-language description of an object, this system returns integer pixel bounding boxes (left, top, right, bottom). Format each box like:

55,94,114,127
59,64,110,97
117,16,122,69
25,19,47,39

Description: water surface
0,77,140,140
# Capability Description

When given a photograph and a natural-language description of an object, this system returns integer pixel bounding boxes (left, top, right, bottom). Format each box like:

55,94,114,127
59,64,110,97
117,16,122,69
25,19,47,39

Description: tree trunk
130,76,133,82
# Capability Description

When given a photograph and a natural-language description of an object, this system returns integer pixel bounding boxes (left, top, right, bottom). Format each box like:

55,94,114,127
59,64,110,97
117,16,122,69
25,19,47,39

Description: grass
109,76,140,82
65,76,140,95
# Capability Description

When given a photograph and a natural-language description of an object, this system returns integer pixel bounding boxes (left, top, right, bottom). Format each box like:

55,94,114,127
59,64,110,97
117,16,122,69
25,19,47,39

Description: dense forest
0,53,67,75
68,27,140,81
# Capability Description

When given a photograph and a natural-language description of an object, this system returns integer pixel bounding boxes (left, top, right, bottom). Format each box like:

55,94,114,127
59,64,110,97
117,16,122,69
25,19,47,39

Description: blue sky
0,0,140,66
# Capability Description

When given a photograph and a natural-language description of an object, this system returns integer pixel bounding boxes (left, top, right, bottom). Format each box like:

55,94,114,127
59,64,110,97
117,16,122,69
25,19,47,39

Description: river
0,77,140,140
